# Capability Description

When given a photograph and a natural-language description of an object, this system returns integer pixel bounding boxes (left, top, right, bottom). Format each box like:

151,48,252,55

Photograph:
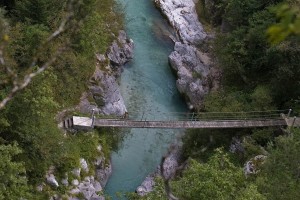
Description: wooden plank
91,119,286,129
70,116,291,129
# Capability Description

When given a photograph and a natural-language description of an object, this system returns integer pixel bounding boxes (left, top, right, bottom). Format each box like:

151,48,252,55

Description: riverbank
79,30,134,117
155,0,220,111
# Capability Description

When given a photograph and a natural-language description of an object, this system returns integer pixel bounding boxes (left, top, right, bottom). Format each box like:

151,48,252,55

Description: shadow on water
105,0,187,199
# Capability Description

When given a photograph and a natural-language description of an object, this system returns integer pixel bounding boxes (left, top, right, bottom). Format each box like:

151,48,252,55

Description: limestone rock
230,137,245,154
93,180,102,192
79,31,133,116
72,179,79,186
244,155,267,176
62,177,69,186
96,160,112,188
90,194,105,200
70,176,103,200
107,30,134,69
154,0,207,45
36,183,44,192
97,145,102,152
72,168,81,178
136,145,182,196
169,42,211,109
96,54,106,62
79,68,127,116
70,188,81,195
78,183,96,199
162,148,181,180
136,176,156,196
155,0,219,110
89,68,127,116
152,18,177,43
80,158,89,173
46,174,59,188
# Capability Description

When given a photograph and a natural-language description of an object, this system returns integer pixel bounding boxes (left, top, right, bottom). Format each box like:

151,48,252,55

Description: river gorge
105,0,188,198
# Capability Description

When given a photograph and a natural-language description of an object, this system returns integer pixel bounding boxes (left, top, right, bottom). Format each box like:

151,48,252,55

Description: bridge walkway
63,110,299,129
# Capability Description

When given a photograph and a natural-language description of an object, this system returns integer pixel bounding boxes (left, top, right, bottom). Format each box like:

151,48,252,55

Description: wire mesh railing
92,109,290,122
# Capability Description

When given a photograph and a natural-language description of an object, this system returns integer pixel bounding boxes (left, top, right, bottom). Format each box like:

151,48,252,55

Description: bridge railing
92,109,290,122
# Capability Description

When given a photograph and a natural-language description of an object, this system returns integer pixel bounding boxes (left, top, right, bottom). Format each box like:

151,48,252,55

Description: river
105,0,187,198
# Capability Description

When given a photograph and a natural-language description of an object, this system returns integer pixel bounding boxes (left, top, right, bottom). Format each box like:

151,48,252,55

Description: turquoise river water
105,0,187,198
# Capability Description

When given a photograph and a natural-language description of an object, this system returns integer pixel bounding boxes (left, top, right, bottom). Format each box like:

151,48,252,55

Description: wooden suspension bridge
64,109,300,130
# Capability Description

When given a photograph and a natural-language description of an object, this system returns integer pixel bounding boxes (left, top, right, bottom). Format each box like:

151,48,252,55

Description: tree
171,149,265,200
14,0,64,25
256,129,300,200
0,0,75,110
130,149,266,200
0,143,31,199
213,0,300,109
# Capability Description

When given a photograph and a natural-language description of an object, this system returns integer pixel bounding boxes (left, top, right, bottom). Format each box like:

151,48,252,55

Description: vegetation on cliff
0,0,123,198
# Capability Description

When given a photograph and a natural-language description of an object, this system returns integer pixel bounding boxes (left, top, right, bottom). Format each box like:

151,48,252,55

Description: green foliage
240,136,267,161
196,0,226,26
255,129,300,199
212,0,300,109
251,128,276,146
0,8,8,37
182,128,241,161
171,149,265,200
78,0,123,55
134,149,265,200
55,132,101,176
51,52,94,107
80,12,111,55
179,1,300,199
96,127,126,161
204,91,251,112
0,0,124,196
9,23,50,68
250,86,274,110
235,184,266,200
4,75,65,181
215,9,276,87
14,0,64,25
268,2,300,44
0,143,31,199
204,87,274,113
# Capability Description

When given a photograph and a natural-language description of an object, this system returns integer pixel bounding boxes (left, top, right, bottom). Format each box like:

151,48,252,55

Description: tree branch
0,48,65,110
0,0,76,110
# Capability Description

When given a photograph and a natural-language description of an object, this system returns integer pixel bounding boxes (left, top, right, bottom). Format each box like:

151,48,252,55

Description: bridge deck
70,116,288,129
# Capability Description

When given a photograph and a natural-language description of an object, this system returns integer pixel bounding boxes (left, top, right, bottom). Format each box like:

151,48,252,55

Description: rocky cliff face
136,145,183,196
155,0,207,45
169,42,212,109
42,147,111,200
155,0,220,110
79,30,134,116
106,31,135,76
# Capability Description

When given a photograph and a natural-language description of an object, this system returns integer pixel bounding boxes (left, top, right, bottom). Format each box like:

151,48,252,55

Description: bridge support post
287,109,292,118
291,116,297,128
